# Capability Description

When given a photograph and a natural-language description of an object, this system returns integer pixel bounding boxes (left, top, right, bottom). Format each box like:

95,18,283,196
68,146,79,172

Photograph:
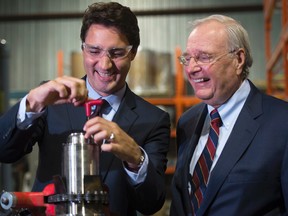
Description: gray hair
189,14,253,79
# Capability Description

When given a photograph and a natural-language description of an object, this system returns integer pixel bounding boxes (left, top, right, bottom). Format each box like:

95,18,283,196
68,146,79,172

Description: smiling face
82,24,136,97
184,21,244,107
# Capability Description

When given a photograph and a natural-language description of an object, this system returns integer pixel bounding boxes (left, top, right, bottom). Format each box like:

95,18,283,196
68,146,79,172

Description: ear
233,48,246,77
130,51,137,61
235,48,245,70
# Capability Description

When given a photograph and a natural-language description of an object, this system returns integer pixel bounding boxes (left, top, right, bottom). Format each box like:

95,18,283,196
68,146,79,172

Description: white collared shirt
189,79,251,191
86,79,124,121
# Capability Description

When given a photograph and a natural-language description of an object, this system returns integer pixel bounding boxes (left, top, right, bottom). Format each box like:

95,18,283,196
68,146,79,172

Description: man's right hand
26,76,88,113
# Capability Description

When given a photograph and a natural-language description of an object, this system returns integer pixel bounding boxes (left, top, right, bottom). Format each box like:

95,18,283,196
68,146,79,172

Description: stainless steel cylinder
62,132,100,194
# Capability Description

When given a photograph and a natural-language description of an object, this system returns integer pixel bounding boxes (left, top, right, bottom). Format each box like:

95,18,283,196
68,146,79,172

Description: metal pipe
0,4,263,22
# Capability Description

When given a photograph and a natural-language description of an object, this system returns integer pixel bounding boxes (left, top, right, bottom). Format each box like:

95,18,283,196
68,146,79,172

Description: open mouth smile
97,70,114,77
193,78,209,83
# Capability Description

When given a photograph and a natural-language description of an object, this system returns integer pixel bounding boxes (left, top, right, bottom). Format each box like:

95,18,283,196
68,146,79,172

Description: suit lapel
112,91,138,133
185,106,208,170
197,81,263,215
100,87,138,182
175,104,208,214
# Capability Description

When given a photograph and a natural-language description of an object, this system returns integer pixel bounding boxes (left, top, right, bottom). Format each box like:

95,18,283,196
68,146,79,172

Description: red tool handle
84,99,103,118
0,183,56,215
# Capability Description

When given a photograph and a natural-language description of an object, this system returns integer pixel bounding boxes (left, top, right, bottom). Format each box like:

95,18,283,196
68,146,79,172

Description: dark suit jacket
170,80,288,216
0,85,170,216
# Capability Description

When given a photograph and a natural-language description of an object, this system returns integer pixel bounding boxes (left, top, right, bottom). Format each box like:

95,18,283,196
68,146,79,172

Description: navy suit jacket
0,85,170,216
170,80,288,216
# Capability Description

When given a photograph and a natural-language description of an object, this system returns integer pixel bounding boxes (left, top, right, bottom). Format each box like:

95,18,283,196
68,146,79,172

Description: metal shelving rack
144,47,201,139
144,47,201,174
264,0,288,98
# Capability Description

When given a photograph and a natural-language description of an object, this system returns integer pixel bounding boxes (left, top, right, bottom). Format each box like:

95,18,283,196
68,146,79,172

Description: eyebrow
86,44,130,51
86,44,101,49
182,51,210,56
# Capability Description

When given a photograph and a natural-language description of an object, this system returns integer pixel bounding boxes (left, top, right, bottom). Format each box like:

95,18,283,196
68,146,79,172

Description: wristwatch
138,149,145,167
124,148,145,172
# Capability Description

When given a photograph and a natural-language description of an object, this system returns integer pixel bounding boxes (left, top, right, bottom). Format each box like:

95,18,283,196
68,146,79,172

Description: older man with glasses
170,14,288,216
0,2,170,216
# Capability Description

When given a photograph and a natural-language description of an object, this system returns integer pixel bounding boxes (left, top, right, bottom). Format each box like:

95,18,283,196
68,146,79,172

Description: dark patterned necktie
99,99,112,116
190,109,222,214
90,99,112,118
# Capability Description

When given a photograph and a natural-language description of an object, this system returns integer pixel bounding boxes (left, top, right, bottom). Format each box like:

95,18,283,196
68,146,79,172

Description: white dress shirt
189,79,251,191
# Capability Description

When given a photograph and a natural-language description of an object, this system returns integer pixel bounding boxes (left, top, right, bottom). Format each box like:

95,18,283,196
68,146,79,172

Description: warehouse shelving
264,0,288,98
144,47,201,174
144,47,201,138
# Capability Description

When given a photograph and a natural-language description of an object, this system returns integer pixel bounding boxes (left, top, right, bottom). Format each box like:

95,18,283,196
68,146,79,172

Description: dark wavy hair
80,2,140,53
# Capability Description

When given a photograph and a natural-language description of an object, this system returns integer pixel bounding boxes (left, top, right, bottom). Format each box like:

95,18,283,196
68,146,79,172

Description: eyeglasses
82,43,133,60
178,50,236,66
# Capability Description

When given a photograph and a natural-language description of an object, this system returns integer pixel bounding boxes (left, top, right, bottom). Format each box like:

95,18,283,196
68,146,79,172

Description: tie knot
100,99,112,115
89,99,112,118
210,109,222,127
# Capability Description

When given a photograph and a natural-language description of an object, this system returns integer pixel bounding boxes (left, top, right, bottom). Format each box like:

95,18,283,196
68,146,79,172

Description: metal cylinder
57,132,107,216
62,132,101,194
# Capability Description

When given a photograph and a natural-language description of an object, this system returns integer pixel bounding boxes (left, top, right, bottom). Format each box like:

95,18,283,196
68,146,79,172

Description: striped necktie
190,109,222,214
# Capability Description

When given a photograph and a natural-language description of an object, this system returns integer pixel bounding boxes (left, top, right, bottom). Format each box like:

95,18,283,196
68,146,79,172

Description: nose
186,57,199,69
185,60,202,74
98,54,113,70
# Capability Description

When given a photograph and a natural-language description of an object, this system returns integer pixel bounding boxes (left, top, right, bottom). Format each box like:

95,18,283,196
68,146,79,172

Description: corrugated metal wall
0,0,273,93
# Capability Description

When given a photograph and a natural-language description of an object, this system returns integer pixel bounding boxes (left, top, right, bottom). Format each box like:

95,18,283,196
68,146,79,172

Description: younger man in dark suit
0,2,170,216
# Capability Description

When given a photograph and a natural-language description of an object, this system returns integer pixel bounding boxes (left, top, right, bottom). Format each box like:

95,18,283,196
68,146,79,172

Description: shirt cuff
17,95,45,129
123,147,148,185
